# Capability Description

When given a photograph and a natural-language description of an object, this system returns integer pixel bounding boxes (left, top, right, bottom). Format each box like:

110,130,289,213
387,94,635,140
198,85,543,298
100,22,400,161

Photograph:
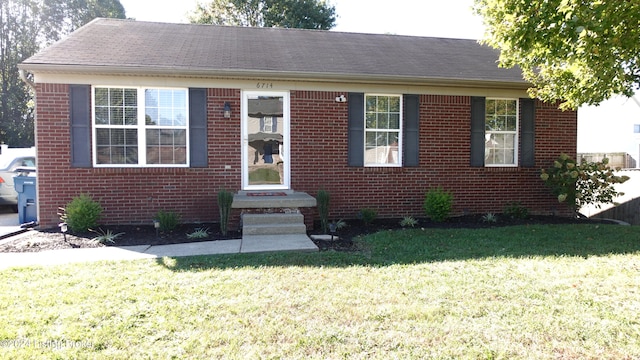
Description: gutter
18,69,36,91
18,63,531,90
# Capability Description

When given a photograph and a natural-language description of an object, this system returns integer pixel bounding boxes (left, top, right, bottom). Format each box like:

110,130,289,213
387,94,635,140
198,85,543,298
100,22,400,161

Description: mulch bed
0,214,615,253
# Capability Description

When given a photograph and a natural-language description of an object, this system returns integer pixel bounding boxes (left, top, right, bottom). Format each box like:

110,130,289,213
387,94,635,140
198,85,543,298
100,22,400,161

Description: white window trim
485,98,519,167
91,86,190,168
364,93,403,167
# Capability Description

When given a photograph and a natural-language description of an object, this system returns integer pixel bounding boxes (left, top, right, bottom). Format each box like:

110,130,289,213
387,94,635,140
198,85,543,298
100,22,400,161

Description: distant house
19,18,576,228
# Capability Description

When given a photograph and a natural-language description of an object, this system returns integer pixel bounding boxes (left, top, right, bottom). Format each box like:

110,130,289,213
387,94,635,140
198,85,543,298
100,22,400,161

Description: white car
0,146,36,210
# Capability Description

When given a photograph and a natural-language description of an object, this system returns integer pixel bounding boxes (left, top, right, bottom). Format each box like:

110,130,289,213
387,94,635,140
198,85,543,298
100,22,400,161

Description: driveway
0,206,18,226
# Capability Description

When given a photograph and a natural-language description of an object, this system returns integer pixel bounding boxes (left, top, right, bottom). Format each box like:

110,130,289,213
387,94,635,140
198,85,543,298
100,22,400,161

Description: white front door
241,91,290,190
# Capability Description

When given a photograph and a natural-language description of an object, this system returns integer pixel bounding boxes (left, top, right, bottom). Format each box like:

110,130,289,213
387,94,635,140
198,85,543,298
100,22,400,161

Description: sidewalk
0,233,318,270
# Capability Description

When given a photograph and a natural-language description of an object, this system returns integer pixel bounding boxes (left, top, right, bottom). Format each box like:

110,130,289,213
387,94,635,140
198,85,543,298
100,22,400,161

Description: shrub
217,189,234,236
329,219,347,232
503,201,529,219
187,227,210,239
423,187,453,222
90,228,124,244
540,154,630,213
359,208,377,224
155,210,181,232
400,216,418,228
316,189,330,233
482,212,498,223
62,194,102,232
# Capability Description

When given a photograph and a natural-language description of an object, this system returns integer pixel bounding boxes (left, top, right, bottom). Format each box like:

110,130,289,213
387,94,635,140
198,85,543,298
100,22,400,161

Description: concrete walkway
0,233,318,270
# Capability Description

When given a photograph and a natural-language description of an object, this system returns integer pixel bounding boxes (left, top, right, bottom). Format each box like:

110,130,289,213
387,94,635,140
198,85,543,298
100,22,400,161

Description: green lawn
1,224,640,359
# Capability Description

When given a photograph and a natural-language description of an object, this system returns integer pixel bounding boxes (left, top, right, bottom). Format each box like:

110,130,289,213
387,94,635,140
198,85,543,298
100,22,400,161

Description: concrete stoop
241,234,318,253
241,213,318,252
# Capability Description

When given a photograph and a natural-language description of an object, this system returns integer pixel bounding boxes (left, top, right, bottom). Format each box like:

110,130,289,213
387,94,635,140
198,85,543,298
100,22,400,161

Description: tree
474,0,640,109
0,0,125,147
189,0,336,30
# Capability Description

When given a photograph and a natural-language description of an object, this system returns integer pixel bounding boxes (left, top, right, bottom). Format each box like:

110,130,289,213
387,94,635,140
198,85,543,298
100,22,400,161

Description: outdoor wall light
223,102,231,118
335,94,347,103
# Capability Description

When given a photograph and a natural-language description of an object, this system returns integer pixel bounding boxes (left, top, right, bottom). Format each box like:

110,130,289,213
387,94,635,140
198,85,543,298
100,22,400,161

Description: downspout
18,69,36,90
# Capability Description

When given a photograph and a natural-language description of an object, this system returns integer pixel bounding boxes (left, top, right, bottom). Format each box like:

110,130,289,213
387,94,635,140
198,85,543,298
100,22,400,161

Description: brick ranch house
19,18,575,230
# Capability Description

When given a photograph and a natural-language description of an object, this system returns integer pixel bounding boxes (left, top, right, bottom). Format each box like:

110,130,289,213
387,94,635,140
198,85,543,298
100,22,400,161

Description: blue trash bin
14,170,37,224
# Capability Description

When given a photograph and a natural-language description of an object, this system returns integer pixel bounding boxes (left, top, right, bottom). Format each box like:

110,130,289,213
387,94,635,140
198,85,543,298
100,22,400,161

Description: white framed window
364,94,402,166
92,87,189,167
485,98,518,166
634,124,640,133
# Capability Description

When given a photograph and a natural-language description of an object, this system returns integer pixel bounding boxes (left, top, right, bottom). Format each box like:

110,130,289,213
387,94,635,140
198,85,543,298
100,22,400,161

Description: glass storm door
242,91,290,190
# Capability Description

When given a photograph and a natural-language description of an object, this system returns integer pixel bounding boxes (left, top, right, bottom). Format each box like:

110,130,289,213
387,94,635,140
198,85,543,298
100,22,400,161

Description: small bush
217,189,234,236
504,201,529,219
400,216,418,228
187,227,210,239
359,208,378,224
329,219,347,232
317,190,330,233
155,210,180,232
62,194,102,232
482,212,498,223
424,187,453,222
90,228,124,244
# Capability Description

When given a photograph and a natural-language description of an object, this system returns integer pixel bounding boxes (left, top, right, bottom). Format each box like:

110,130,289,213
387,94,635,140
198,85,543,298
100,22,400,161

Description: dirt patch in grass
0,215,616,253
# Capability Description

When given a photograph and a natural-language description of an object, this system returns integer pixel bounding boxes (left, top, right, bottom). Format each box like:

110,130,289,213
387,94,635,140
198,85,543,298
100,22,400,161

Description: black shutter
470,96,486,167
272,117,278,132
70,85,91,168
520,98,535,167
403,94,420,167
189,88,208,167
347,93,365,166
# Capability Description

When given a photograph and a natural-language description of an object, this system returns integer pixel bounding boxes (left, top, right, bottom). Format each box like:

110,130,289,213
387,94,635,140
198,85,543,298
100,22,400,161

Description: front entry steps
240,213,318,253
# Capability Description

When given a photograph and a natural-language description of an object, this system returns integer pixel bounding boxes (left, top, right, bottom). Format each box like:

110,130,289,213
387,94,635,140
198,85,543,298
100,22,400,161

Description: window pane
389,113,400,129
173,91,186,108
95,108,109,125
125,108,137,125
146,108,158,125
95,88,108,106
376,96,387,112
366,113,376,129
145,89,158,107
378,113,389,129
389,96,400,112
96,129,110,146
366,132,376,147
124,89,137,106
159,109,173,126
109,108,123,125
366,96,376,112
110,89,123,106
174,110,187,126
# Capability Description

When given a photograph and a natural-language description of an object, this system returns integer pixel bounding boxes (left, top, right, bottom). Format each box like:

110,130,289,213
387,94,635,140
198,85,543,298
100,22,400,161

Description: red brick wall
34,85,576,228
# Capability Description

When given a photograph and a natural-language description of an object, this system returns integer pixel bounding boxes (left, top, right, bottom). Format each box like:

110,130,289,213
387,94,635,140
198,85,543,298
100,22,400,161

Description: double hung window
365,94,402,166
484,98,518,166
93,87,188,166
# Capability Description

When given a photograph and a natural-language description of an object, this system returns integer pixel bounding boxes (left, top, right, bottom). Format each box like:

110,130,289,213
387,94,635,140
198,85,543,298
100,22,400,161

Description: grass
1,224,640,359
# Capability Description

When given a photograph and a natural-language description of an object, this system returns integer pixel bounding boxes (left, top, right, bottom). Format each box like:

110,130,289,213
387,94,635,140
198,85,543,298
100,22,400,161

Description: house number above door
256,82,274,89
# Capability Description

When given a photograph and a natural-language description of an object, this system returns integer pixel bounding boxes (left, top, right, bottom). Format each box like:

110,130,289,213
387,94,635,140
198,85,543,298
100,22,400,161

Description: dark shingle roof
21,18,526,86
